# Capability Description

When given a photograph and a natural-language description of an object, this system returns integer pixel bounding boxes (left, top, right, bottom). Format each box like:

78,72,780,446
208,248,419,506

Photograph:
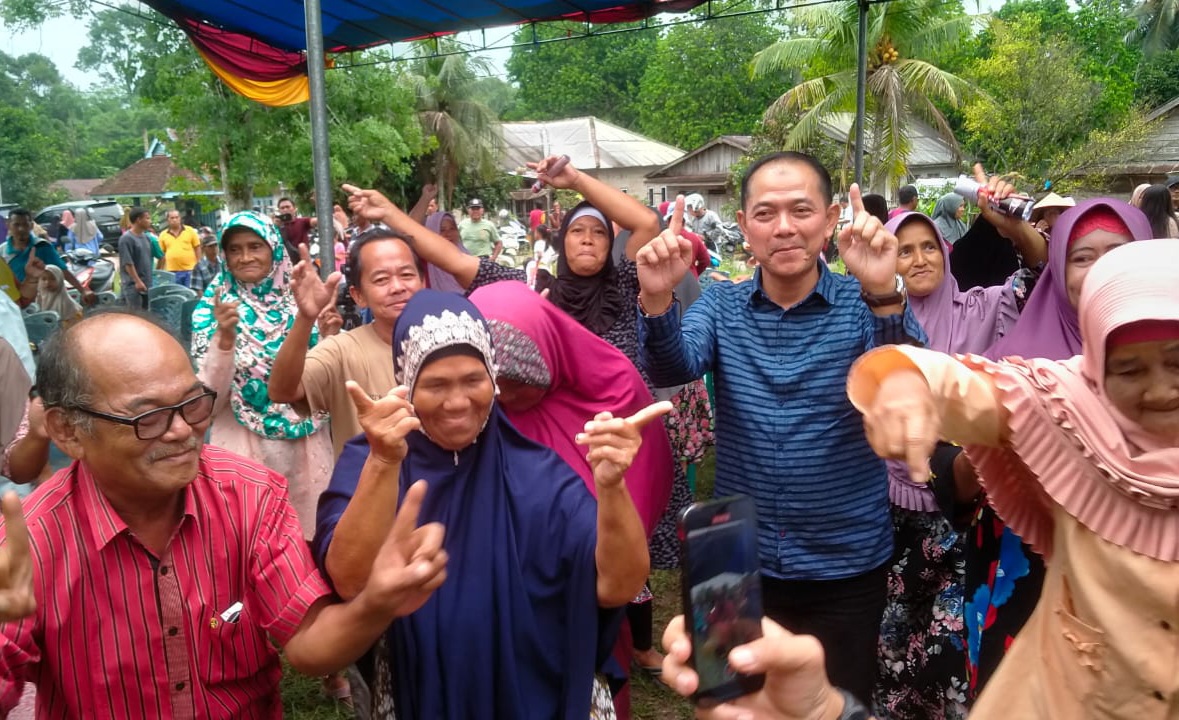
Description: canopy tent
143,0,716,277
144,0,708,54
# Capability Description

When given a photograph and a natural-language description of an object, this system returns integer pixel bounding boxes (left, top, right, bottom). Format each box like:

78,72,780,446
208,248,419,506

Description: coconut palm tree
407,40,502,207
752,0,977,190
1126,0,1179,56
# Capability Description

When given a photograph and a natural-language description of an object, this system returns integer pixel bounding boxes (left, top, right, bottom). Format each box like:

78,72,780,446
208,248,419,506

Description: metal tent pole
304,0,334,281
854,0,869,187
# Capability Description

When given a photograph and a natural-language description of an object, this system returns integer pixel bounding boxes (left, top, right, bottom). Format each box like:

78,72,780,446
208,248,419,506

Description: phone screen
682,509,764,699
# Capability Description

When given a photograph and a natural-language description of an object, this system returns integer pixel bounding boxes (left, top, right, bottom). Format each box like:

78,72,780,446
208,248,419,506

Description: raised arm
407,184,439,225
343,184,481,288
323,383,419,600
846,345,1009,482
283,480,446,676
971,163,1047,268
529,155,661,260
576,401,672,606
269,245,342,404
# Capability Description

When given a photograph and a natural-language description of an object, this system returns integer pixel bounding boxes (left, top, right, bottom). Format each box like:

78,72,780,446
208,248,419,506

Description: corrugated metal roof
500,118,685,173
820,114,958,168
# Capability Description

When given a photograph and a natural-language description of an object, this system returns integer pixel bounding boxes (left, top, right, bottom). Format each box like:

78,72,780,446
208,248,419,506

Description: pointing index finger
972,163,988,186
848,183,864,215
341,183,360,195
391,480,427,540
669,195,685,237
625,400,674,430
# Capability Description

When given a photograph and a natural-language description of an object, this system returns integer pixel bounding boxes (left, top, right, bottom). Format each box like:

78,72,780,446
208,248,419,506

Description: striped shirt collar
745,262,837,309
73,460,198,550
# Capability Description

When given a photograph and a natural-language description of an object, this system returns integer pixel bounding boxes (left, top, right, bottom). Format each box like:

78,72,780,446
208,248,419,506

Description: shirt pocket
1047,575,1106,704
193,606,272,687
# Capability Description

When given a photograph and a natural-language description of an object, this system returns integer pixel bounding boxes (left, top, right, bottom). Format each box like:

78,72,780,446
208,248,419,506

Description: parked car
0,204,18,219
34,200,124,244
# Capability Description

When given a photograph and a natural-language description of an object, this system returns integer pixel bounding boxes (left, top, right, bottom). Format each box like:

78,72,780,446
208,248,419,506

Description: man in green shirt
458,198,501,261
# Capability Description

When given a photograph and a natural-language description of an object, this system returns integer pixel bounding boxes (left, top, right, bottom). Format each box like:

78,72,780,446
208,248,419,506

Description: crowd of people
0,148,1176,720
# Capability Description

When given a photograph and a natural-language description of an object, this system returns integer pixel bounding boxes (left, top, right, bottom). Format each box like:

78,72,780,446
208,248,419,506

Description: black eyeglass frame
73,387,218,440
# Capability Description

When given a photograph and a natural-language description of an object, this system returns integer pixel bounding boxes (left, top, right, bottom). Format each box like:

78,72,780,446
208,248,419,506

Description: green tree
752,0,976,190
989,0,1138,127
962,17,1096,180
1135,48,1179,108
504,22,657,127
0,105,62,207
407,41,502,209
76,6,187,97
637,12,783,149
1127,0,1179,55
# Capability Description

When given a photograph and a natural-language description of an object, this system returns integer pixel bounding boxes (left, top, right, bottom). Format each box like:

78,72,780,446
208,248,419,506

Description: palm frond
752,38,826,77
894,58,976,108
905,15,978,59
778,82,857,151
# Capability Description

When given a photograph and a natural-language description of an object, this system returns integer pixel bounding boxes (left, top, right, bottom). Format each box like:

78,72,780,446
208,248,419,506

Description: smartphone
678,495,765,706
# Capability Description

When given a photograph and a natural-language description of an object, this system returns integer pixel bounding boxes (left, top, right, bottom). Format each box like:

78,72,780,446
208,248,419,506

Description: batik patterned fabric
190,211,325,440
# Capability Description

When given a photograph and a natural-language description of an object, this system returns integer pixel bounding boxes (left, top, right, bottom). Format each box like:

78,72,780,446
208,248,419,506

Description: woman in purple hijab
986,198,1151,361
423,211,468,293
873,210,1046,719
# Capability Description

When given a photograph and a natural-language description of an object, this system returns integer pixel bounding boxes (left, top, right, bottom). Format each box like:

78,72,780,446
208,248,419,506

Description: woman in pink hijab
469,280,673,535
850,238,1179,720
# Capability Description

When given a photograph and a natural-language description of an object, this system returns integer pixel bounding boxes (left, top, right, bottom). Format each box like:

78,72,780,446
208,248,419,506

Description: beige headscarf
36,266,82,326
1130,183,1151,208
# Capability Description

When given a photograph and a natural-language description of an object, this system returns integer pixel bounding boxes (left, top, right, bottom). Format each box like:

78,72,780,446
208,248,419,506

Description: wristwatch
834,688,872,720
860,273,906,308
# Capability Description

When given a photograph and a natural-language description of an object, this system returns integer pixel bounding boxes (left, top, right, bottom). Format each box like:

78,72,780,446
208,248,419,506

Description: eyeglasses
75,387,218,440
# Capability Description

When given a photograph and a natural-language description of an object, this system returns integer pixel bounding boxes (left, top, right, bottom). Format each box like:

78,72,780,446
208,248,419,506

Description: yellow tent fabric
196,48,309,107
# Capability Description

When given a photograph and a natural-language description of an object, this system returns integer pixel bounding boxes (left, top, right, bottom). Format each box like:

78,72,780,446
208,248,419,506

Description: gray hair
36,325,94,434
35,309,175,434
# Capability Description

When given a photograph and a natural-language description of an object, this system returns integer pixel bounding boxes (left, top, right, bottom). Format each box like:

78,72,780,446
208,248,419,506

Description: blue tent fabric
144,0,706,54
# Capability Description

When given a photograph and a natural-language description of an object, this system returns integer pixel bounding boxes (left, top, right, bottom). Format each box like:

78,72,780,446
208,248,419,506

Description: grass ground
282,450,718,720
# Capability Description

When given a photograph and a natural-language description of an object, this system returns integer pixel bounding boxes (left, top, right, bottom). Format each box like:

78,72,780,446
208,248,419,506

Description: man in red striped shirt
0,312,447,719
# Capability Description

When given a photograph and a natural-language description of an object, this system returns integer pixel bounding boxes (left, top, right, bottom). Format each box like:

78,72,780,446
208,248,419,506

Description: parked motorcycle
62,246,116,294
496,216,529,268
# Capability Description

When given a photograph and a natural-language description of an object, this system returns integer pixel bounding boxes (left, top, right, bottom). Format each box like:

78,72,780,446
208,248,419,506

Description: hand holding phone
678,495,766,706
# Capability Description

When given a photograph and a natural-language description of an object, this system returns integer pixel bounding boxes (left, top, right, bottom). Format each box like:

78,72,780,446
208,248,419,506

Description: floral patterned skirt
873,506,969,720
648,380,715,571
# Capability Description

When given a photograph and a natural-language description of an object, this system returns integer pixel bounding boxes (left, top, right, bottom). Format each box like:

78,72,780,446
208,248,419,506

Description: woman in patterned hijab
191,211,333,539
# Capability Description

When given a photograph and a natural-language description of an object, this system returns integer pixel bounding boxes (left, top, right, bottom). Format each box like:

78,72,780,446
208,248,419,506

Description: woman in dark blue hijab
313,289,655,719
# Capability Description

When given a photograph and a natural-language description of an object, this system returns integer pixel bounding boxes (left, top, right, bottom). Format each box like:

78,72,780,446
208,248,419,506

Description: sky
1,11,517,91
3,1,1009,92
